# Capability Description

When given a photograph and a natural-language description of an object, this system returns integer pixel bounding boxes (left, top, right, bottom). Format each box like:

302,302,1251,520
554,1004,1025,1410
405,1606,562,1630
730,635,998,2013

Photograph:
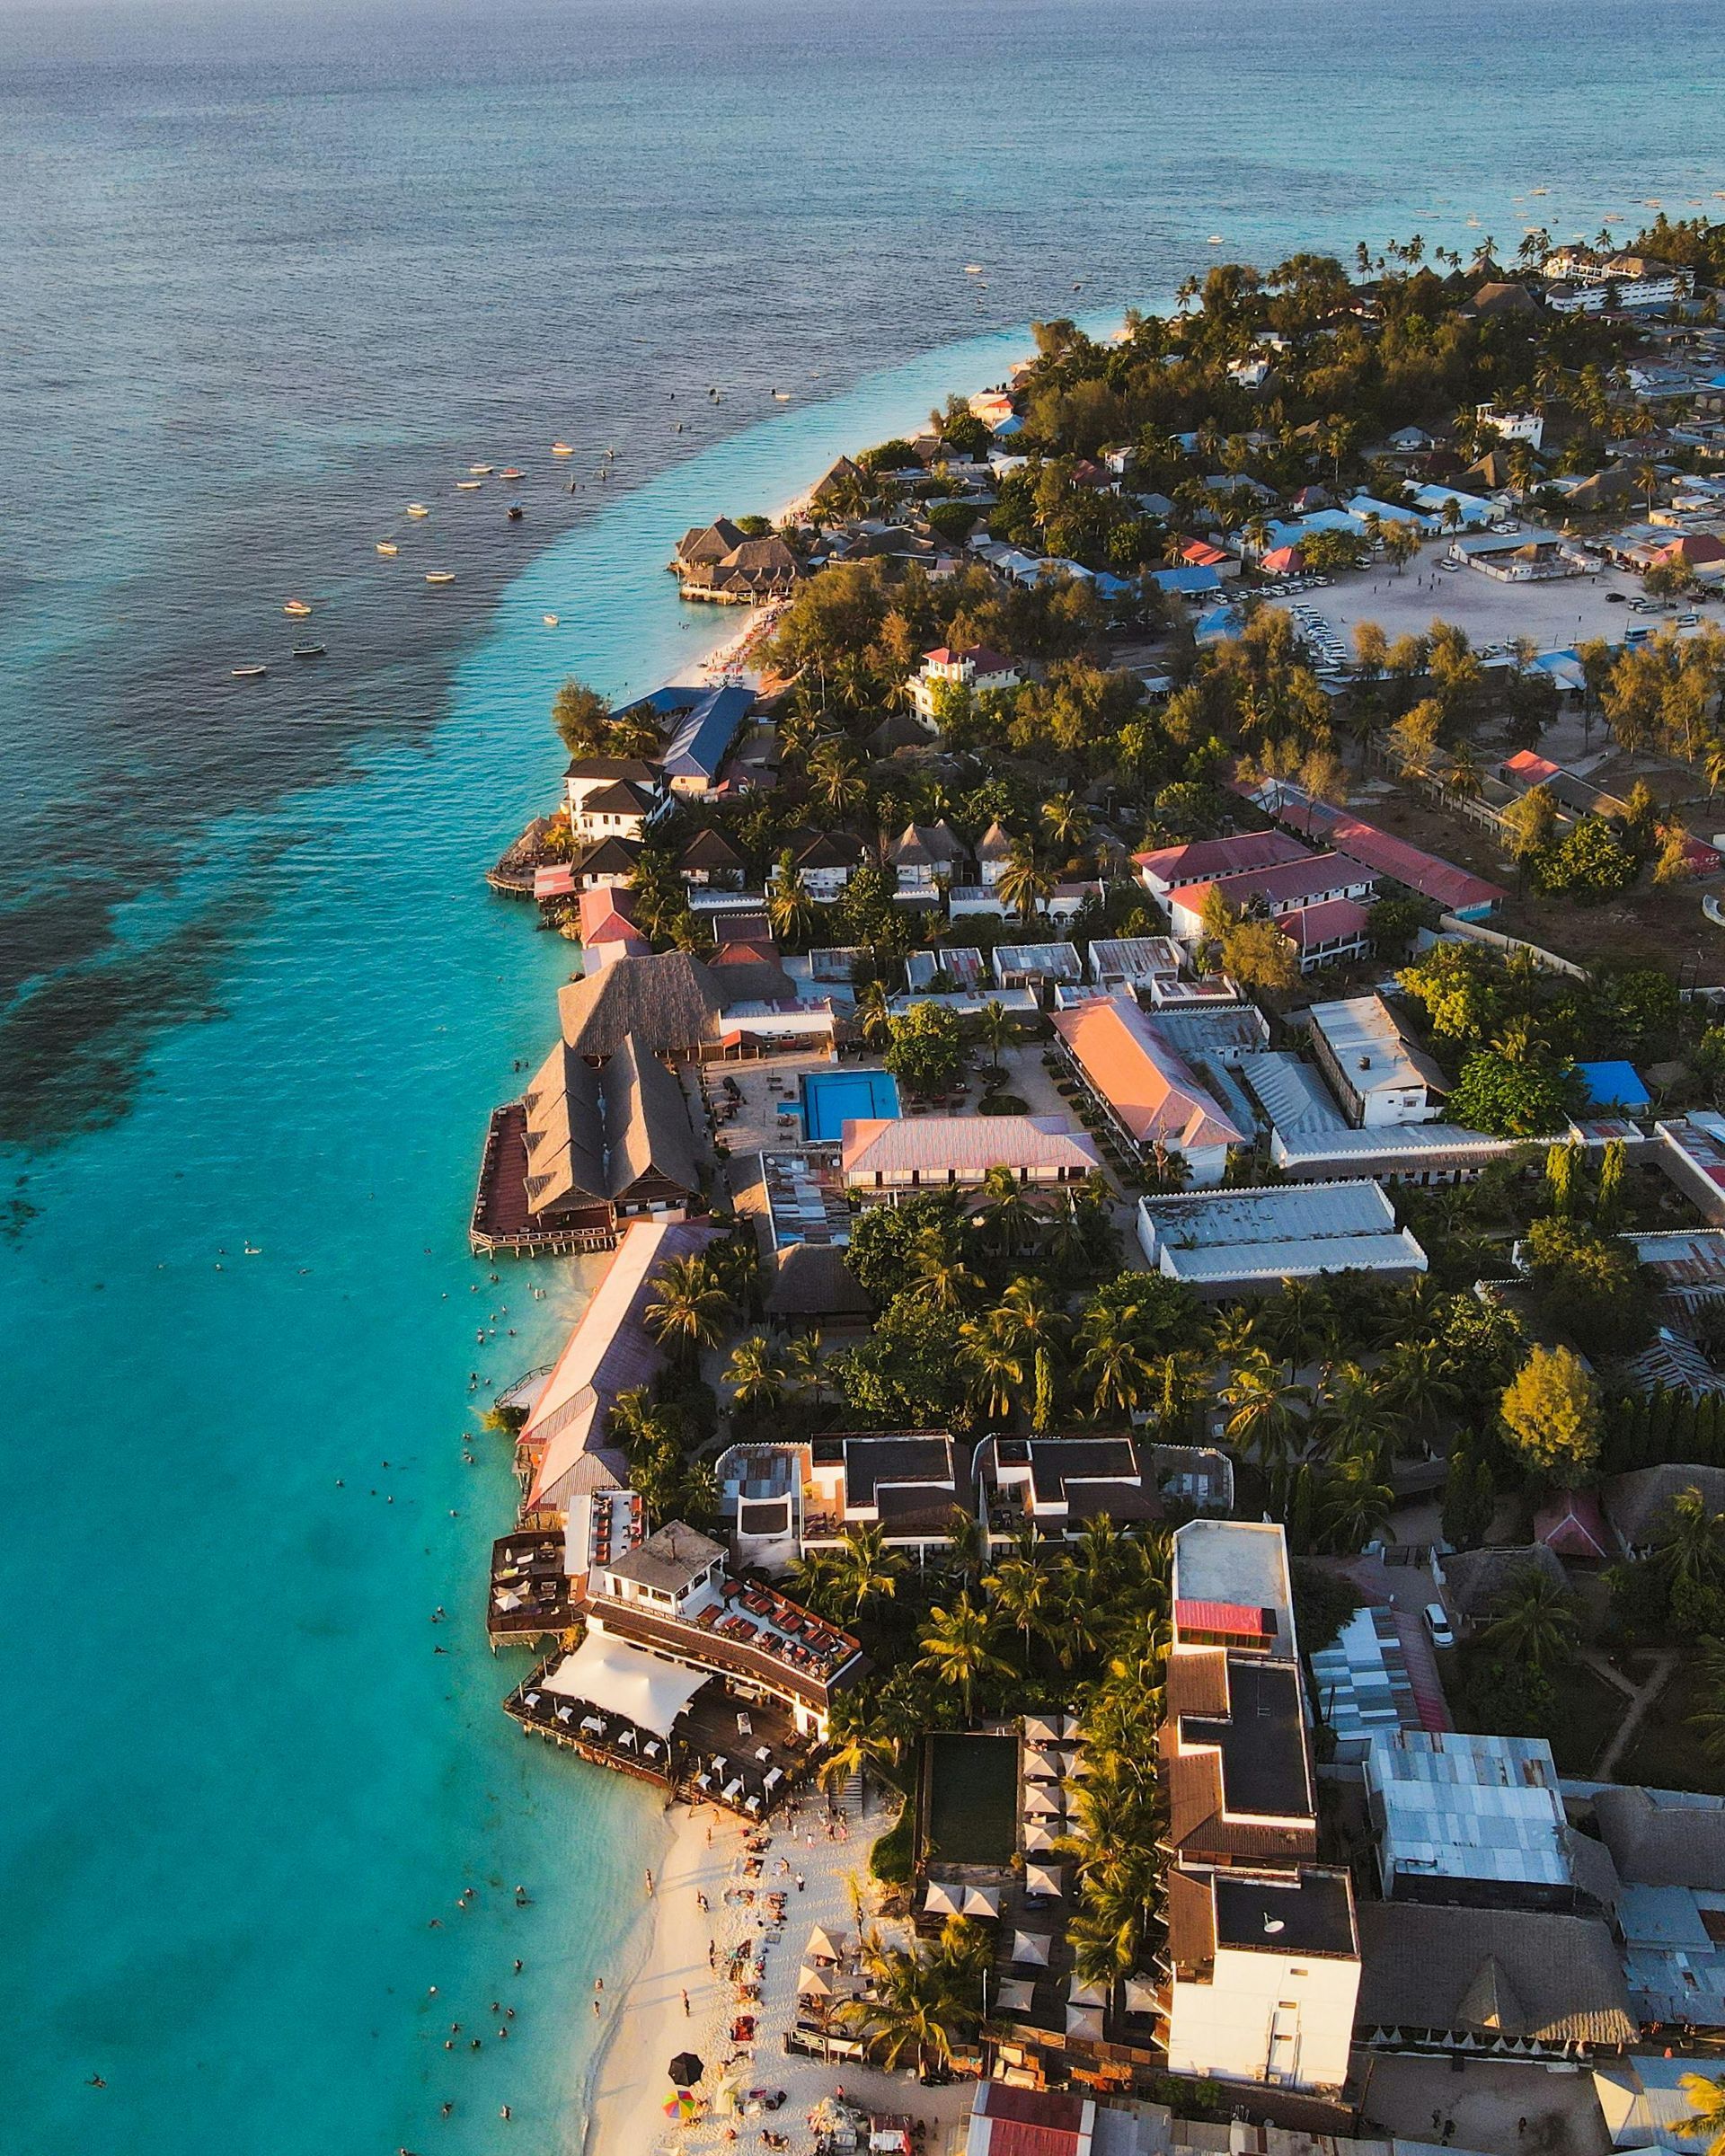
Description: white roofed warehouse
1137,1181,1427,1295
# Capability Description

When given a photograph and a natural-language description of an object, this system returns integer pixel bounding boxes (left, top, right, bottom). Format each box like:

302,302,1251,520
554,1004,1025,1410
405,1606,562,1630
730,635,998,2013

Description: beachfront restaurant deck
487,1528,574,1647
506,1630,814,1817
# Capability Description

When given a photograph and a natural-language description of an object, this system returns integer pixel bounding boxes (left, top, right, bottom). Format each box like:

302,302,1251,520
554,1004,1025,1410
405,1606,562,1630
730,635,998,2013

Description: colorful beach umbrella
662,2089,699,2120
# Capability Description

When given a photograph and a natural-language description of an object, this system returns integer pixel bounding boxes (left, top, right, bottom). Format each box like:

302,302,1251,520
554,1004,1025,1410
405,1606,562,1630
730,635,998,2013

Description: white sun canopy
545,1631,707,1738
1012,1930,1052,1967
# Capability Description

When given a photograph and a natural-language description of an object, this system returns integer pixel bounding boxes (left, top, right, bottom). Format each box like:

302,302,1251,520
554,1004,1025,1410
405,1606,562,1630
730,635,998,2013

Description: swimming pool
801,1067,901,1143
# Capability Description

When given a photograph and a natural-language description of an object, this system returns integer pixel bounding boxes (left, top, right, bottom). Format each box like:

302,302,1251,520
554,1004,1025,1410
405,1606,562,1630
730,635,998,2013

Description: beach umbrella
798,1964,835,1998
805,1924,847,1964
1024,1862,1065,1898
1123,1976,1159,2016
1022,1713,1060,1742
1065,2004,1105,2040
1022,1745,1062,1780
995,1976,1038,2012
1022,1821,1057,1851
663,2090,700,2120
961,1884,1000,1919
1066,1978,1107,2008
922,1879,962,1915
667,2051,704,2090
1011,1930,1052,1967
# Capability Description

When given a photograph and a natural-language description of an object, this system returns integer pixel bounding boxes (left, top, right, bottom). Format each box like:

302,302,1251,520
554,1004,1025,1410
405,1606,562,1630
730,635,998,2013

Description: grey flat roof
1142,1179,1395,1248
1161,1230,1428,1284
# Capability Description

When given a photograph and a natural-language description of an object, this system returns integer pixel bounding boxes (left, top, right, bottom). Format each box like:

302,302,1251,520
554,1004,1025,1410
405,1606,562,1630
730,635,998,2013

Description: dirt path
1589,1648,1677,1780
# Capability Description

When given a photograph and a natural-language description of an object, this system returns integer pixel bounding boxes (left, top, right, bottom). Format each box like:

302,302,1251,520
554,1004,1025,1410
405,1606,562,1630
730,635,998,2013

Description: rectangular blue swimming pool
801,1068,901,1143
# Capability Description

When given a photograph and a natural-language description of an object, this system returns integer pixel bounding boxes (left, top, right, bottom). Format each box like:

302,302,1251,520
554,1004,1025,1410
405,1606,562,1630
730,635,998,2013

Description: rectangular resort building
1164,853,1376,943
1304,994,1446,1127
1154,1518,1360,2093
1051,994,1245,1185
1136,1180,1428,1296
839,1114,1100,1203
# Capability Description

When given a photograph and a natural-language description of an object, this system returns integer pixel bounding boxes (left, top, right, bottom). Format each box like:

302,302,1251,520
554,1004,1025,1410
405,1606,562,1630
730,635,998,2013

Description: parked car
1606,590,1628,603
1424,1603,1455,1650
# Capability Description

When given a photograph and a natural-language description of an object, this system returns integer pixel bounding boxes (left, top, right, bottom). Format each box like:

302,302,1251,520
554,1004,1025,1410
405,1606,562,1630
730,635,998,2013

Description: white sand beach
580,1783,973,2156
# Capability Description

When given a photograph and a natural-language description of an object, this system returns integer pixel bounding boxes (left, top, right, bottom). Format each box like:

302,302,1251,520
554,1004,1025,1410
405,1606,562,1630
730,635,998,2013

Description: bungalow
578,884,649,969
1177,537,1239,578
1152,564,1223,600
569,833,643,890
1165,853,1377,942
1275,897,1374,973
840,1114,1100,1202
676,826,748,887
992,941,1084,992
886,819,969,902
908,644,1021,722
778,828,868,902
1051,993,1246,1184
1449,531,1588,582
564,755,668,840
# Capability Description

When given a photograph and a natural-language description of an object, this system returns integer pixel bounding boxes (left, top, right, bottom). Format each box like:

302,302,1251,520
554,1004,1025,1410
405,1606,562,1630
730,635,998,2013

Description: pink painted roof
1276,796,1507,913
840,1114,1100,1180
1535,1490,1614,1560
579,884,641,942
1176,1597,1271,1635
1502,749,1562,786
1277,896,1373,951
1172,852,1374,920
1133,829,1309,887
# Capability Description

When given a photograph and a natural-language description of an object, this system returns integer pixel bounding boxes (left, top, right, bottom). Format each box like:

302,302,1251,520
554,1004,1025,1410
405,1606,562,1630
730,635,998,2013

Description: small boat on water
508,503,525,521
283,598,313,617
469,463,493,475
406,503,429,517
456,479,482,490
292,642,326,658
376,542,398,556
552,441,574,456
543,614,559,627
500,466,524,482
773,391,792,402
232,664,268,679
425,570,456,585
964,263,983,274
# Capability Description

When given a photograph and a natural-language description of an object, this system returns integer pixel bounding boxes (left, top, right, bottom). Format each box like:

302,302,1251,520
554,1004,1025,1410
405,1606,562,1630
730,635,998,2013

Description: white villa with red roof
909,643,1021,721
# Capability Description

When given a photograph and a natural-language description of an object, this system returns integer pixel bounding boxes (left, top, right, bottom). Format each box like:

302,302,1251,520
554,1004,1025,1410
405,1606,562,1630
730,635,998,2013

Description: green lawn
1620,1659,1725,1796
921,1734,1020,1867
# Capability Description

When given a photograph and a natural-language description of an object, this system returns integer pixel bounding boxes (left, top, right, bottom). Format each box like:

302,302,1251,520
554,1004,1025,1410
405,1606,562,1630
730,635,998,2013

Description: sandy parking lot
1280,534,1712,658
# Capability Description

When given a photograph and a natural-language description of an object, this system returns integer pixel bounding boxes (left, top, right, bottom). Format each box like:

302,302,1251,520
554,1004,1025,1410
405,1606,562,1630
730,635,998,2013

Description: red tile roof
1172,853,1374,921
1269,793,1507,914
1133,829,1310,887
1051,997,1245,1153
1277,896,1373,952
1177,1597,1273,1636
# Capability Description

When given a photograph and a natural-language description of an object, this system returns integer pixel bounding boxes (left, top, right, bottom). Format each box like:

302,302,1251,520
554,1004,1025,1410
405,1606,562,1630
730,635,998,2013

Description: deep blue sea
3,2,1724,2149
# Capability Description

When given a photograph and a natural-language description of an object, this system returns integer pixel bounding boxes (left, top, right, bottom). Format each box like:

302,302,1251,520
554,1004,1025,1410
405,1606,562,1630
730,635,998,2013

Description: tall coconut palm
818,1693,902,1803
974,996,1016,1074
1482,1568,1579,1672
783,1330,828,1401
768,853,819,946
724,1331,788,1414
829,1522,908,1620
1041,791,1092,858
854,977,893,1050
645,1255,732,1366
999,1277,1066,1429
976,1164,1043,1259
808,737,868,819
1675,2073,1725,2156
1220,1349,1310,1482
1077,1302,1158,1419
908,1224,983,1312
839,1935,976,2074
995,839,1057,924
1687,1638,1725,1768
1654,1484,1725,1596
986,1553,1052,1661
1317,1444,1393,1554
918,1592,1013,1721
959,1308,1025,1421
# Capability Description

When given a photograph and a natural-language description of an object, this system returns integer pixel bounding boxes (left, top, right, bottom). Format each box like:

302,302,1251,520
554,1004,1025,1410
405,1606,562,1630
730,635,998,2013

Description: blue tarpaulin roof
1152,565,1222,596
1575,1060,1651,1111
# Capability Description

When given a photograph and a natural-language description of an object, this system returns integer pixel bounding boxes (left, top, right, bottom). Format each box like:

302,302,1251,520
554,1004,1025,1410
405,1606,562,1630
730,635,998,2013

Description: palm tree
782,1330,828,1402
1041,791,1092,858
1077,1302,1158,1418
918,1592,1013,1721
986,1553,1051,1661
1676,2075,1725,2156
999,1277,1066,1428
1482,1568,1579,1672
974,996,1015,1074
1654,1484,1725,1596
995,839,1057,924
839,1934,976,2075
724,1332,788,1414
854,978,892,1050
644,1255,731,1366
1220,1349,1309,1482
1318,1445,1393,1553
818,1693,903,1804
768,852,818,946
829,1523,908,1620
976,1164,1042,1259
959,1308,1026,1421
908,1224,982,1312
808,737,868,818
1687,1638,1725,1768
1377,1338,1463,1455
1637,460,1663,517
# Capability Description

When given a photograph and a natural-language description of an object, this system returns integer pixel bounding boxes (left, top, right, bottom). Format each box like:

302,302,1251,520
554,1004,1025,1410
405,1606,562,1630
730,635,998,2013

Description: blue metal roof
1152,565,1222,595
1575,1059,1651,1111
660,685,754,783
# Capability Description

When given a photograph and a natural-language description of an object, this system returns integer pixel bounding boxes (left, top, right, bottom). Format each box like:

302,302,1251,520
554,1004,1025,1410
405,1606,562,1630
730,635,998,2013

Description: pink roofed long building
840,1112,1100,1201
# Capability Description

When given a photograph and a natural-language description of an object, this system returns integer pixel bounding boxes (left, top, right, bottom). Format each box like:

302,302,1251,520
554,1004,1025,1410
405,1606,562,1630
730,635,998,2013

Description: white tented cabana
923,1880,963,1916
1024,1862,1065,1898
1022,1746,1064,1780
961,1885,1001,1919
1023,1713,1062,1743
545,1631,706,1736
1023,1785,1064,1817
1066,2004,1105,2040
995,1977,1038,2012
1011,1930,1052,1967
805,1926,847,1966
1123,1975,1159,2016
1022,1821,1058,1851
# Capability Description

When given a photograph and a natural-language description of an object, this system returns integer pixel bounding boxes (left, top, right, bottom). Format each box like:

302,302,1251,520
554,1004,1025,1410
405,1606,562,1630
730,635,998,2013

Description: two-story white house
909,645,1020,723
564,756,668,842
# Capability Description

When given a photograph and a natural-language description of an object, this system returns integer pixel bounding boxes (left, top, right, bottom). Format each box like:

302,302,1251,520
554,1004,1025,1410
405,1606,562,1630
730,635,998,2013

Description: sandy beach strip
580,1782,975,2156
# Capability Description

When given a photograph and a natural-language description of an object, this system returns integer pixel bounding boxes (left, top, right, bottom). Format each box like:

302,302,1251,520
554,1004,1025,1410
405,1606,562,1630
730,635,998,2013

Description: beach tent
961,1885,1001,1919
995,1978,1038,2012
1012,1931,1053,1967
923,1880,963,1916
1024,1863,1065,1898
545,1633,705,1738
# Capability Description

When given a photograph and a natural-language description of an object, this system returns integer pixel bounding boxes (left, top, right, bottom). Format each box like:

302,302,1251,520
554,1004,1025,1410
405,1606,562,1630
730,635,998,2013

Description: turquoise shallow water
7,3,1725,2151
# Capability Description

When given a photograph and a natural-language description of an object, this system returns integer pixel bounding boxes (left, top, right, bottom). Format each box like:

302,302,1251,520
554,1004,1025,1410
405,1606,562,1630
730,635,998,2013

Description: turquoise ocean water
4,4,1725,2151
